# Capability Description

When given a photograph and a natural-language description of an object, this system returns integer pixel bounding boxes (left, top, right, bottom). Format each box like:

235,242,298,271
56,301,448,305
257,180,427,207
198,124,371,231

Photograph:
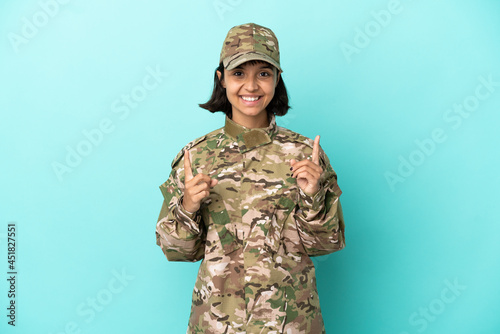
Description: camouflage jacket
156,115,345,333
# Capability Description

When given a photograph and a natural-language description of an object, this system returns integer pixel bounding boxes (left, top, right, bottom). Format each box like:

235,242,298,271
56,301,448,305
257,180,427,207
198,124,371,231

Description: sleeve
293,149,346,257
155,160,206,262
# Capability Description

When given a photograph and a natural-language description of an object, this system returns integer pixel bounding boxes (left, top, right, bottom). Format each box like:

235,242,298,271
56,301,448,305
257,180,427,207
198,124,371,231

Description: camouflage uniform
156,115,345,333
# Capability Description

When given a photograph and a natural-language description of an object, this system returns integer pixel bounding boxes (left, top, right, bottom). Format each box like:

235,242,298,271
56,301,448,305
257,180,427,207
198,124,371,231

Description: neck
231,112,269,129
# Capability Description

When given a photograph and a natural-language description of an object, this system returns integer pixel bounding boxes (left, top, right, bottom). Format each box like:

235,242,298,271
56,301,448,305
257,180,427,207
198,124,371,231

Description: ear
216,70,226,88
275,71,281,87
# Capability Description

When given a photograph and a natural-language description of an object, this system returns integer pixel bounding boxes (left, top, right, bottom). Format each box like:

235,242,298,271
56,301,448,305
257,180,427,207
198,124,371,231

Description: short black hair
199,60,291,118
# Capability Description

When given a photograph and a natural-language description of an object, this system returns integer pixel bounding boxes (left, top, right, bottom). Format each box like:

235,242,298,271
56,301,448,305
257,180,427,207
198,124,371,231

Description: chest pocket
201,192,241,256
188,147,243,257
262,167,305,263
264,195,294,249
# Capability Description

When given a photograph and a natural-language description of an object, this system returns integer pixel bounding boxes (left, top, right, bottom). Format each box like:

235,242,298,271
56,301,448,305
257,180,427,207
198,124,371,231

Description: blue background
1,0,500,333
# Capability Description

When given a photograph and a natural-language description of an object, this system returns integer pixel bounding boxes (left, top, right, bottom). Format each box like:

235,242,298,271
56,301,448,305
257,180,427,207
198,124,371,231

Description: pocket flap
209,202,241,255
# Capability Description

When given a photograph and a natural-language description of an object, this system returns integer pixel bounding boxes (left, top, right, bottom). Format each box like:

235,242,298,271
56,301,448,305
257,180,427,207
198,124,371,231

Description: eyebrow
234,64,273,70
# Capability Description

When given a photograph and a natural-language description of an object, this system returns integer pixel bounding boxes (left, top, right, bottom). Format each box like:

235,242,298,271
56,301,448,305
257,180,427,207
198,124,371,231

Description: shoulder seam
170,127,224,168
276,126,331,167
276,126,314,148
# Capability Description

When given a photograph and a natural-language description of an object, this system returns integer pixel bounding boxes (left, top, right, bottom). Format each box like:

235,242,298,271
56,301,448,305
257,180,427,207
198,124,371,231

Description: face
217,61,280,128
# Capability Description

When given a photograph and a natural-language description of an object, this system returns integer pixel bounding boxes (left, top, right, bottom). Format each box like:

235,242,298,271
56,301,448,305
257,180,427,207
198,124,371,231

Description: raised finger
184,150,194,182
312,135,320,165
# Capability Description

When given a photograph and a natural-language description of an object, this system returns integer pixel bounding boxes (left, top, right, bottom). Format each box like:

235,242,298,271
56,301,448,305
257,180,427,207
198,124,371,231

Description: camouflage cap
219,23,282,73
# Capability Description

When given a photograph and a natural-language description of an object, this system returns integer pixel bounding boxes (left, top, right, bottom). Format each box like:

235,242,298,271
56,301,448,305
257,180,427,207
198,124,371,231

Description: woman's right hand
182,150,218,213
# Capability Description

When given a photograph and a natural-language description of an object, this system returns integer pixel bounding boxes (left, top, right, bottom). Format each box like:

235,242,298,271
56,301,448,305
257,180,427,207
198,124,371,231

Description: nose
244,75,258,91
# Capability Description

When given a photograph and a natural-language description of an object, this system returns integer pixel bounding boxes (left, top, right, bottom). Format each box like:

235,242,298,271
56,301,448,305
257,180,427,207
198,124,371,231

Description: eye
232,71,243,76
259,71,272,77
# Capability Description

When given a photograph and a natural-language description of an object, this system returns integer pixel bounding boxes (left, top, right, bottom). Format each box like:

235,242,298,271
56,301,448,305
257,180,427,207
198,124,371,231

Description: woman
156,23,346,334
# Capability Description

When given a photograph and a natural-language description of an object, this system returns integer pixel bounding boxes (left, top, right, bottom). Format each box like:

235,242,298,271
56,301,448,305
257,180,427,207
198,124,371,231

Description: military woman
156,23,346,334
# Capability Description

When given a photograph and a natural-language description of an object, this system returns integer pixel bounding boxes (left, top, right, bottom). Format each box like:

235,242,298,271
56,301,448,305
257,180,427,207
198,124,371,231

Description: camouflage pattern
156,115,345,333
220,23,282,72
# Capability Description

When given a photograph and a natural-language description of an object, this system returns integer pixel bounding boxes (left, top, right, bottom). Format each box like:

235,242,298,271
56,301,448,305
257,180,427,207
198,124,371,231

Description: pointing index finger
312,135,320,165
184,150,193,182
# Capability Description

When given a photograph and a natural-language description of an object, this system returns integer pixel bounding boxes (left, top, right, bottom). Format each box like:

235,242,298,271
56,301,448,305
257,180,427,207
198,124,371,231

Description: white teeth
241,96,260,102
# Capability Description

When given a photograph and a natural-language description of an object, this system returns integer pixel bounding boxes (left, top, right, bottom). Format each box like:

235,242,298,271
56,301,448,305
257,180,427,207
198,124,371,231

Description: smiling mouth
240,96,261,102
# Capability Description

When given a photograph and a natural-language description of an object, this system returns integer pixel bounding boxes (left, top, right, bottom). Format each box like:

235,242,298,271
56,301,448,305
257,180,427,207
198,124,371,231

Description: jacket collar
224,114,277,153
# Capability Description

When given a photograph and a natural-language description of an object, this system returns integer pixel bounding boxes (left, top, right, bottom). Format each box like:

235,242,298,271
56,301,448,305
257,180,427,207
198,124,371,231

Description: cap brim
223,51,282,73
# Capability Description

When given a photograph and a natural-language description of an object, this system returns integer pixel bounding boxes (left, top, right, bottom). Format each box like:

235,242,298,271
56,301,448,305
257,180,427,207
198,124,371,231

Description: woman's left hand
290,135,323,196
